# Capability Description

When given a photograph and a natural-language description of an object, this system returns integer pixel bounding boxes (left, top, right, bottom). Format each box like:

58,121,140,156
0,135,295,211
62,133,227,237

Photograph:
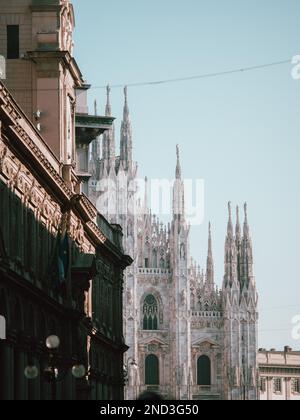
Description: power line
4,58,291,93
96,59,291,89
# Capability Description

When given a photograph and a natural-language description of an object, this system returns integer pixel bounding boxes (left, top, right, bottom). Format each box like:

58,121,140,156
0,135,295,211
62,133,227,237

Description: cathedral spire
240,203,254,289
176,144,181,179
101,85,115,173
223,202,238,290
206,222,214,291
120,86,133,171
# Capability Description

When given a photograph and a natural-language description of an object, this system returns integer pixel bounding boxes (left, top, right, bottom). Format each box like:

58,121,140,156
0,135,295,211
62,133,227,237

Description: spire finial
123,86,130,119
244,202,248,220
227,201,233,237
175,144,181,179
228,201,232,219
144,176,148,210
124,85,128,101
243,202,250,238
208,222,213,256
94,99,98,116
236,205,241,240
105,84,112,116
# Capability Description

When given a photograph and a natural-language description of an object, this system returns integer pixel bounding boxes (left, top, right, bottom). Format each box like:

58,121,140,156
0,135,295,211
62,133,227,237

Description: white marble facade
88,87,259,400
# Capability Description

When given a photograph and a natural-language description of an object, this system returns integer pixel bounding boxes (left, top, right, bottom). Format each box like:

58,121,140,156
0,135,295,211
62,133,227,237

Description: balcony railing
191,311,223,318
138,268,171,275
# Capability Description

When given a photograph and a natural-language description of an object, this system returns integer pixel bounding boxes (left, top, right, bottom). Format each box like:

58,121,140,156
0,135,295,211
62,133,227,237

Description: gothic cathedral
88,87,259,400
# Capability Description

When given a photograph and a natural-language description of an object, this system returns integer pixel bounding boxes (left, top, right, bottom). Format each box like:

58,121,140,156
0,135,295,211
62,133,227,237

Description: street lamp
24,335,86,400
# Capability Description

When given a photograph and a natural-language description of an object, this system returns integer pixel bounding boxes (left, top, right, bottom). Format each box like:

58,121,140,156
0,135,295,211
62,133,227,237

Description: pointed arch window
145,354,159,385
143,295,158,330
197,355,211,386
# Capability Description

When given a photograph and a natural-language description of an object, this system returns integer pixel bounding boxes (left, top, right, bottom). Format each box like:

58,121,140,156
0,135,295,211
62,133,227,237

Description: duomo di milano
88,86,259,401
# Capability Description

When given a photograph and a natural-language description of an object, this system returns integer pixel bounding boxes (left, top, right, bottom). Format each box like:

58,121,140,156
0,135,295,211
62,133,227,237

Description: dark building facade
0,0,132,400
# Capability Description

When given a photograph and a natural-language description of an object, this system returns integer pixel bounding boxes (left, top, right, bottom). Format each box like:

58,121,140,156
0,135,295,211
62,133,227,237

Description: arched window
143,295,158,330
197,355,211,386
145,354,159,385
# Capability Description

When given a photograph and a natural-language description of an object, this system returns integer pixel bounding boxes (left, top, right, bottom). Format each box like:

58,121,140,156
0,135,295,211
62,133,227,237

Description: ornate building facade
258,347,300,401
0,0,132,400
88,87,259,400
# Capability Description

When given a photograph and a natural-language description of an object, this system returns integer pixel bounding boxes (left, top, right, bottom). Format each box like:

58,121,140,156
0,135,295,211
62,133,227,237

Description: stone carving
180,243,185,260
126,288,133,306
180,289,187,306
148,343,158,352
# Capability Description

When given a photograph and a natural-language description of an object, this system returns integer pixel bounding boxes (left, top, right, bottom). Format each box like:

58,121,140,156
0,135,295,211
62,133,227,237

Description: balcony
75,115,114,147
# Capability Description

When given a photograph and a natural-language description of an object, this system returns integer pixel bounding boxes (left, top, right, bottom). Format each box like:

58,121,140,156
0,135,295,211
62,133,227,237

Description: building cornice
27,51,84,87
71,194,98,222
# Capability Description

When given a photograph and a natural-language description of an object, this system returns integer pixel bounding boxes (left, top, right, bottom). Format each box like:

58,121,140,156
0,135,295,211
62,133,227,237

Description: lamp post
24,335,86,400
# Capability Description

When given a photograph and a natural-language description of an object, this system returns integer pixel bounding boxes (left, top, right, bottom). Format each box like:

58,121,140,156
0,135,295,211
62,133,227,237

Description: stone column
285,377,291,401
161,352,165,387
267,377,272,401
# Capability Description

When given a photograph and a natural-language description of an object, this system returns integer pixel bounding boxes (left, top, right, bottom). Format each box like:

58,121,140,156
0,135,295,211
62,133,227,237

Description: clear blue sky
72,0,300,350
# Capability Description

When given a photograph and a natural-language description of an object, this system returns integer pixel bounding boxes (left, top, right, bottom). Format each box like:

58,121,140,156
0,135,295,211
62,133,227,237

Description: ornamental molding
0,81,109,251
86,221,107,244
0,83,72,201
0,137,62,229
192,337,220,349
11,124,73,200
0,138,94,252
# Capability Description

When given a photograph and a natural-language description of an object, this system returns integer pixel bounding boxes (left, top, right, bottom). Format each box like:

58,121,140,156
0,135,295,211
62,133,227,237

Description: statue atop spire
227,201,233,237
123,85,129,119
105,85,112,117
228,201,232,219
176,144,182,179
244,202,248,218
144,176,149,210
243,202,249,238
173,145,185,219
